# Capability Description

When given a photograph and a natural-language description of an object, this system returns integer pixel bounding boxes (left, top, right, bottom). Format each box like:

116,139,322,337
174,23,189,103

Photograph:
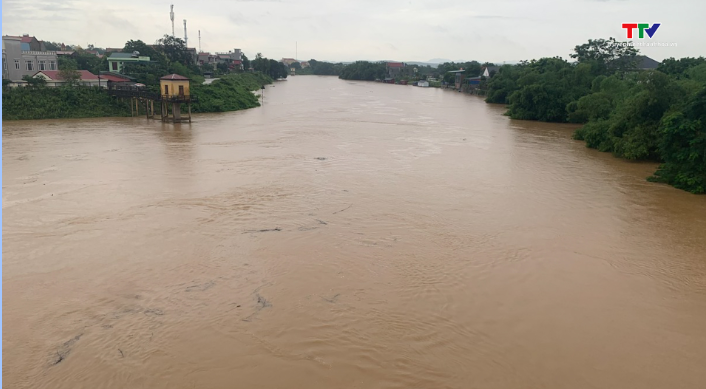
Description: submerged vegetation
485,39,706,193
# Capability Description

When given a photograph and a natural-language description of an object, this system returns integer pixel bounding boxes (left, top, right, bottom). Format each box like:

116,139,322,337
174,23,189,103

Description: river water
3,76,706,389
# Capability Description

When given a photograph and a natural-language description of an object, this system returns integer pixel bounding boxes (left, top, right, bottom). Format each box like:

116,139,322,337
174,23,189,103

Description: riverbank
1,73,273,121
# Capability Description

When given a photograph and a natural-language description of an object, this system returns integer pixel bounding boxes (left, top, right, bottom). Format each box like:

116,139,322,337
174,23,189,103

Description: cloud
1,0,704,62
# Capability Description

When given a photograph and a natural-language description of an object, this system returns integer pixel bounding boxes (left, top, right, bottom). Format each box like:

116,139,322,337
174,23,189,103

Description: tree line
484,38,705,193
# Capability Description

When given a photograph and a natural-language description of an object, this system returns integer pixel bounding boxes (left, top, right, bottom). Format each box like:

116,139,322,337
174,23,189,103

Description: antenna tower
198,30,201,53
184,20,188,46
170,5,175,37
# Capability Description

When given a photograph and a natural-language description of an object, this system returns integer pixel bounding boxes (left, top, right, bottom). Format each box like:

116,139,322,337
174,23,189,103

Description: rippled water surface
3,76,706,389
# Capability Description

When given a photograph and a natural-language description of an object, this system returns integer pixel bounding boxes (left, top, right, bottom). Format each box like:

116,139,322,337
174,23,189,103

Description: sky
2,0,704,63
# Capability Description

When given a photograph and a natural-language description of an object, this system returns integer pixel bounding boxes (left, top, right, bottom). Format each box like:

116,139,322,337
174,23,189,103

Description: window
15,59,20,69
49,60,56,70
3,59,7,70
39,60,46,71
111,62,117,71
164,85,169,95
178,85,184,96
26,60,33,71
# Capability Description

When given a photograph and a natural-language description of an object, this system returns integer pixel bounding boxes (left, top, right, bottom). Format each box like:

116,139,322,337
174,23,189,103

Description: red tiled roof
160,73,189,80
387,62,405,67
21,36,35,43
99,74,131,82
233,60,242,64
35,70,98,80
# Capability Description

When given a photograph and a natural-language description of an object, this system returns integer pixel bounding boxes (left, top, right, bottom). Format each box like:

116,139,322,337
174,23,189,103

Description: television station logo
621,23,660,39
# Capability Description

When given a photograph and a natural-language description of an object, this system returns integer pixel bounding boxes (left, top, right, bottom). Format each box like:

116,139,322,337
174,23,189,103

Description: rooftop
109,52,139,59
160,73,189,80
35,70,98,80
99,73,132,82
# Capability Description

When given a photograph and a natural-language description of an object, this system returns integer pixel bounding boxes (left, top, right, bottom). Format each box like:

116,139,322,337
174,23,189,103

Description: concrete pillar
173,103,181,121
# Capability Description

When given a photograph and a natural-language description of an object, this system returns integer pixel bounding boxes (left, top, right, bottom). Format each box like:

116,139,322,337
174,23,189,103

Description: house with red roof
386,62,406,78
32,70,103,87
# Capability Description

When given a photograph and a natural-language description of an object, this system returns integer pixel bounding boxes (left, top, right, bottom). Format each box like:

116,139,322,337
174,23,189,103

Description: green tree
570,37,639,74
290,61,302,70
155,35,192,65
123,40,164,63
22,75,47,87
58,68,81,86
339,61,386,80
649,87,706,193
216,62,230,74
658,57,706,79
44,41,62,51
241,53,251,70
58,56,79,71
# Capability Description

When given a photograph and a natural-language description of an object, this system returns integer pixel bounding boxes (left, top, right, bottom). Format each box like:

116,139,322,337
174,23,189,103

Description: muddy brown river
3,76,706,389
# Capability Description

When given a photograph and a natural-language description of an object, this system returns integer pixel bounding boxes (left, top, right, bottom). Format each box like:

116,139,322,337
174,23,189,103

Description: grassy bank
1,73,273,121
2,86,132,120
190,73,272,113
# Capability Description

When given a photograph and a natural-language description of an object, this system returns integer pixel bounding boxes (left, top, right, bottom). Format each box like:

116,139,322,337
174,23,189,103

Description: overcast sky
2,0,704,63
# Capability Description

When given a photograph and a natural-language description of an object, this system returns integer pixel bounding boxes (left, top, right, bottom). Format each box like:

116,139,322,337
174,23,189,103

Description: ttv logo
622,23,660,39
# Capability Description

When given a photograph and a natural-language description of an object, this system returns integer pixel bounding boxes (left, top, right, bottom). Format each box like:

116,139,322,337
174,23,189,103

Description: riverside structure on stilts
106,73,196,123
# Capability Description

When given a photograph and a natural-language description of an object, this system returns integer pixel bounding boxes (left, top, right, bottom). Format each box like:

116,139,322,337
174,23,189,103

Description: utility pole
198,30,202,53
184,20,188,46
296,41,297,61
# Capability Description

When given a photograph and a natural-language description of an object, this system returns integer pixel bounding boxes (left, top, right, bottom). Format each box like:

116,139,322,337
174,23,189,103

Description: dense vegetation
484,38,706,193
2,72,273,120
293,59,344,76
2,34,281,121
338,61,387,80
251,53,289,80
1,86,132,120
191,73,272,113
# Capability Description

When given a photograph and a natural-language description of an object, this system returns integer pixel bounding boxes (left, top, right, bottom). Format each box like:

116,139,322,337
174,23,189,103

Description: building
161,73,190,99
197,52,217,65
8,34,47,51
482,66,499,78
634,55,660,70
466,76,481,91
99,72,135,89
2,35,58,81
33,70,102,87
447,69,465,90
300,61,310,68
107,52,152,73
159,73,192,122
215,49,243,70
281,58,297,66
386,62,405,78
2,39,8,80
